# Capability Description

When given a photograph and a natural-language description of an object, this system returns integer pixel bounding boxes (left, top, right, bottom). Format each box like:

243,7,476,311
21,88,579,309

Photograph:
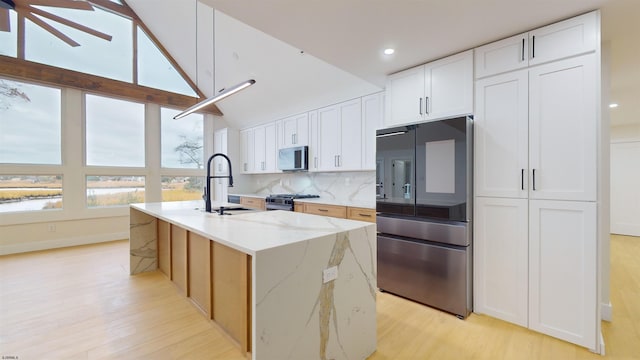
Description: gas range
265,194,319,211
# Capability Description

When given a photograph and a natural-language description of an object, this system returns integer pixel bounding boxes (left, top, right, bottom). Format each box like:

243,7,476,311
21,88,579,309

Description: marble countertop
293,197,376,209
228,193,266,199
131,201,372,256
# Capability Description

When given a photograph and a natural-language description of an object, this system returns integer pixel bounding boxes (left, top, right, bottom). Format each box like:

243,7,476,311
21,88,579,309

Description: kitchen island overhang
129,201,377,360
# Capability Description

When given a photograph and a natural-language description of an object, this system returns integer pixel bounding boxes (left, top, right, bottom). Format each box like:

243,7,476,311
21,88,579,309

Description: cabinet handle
419,97,423,115
218,163,222,172
318,208,329,212
532,169,536,190
521,169,525,190
334,155,338,167
244,163,247,171
425,96,429,115
532,35,535,58
263,161,266,170
522,38,525,61
358,213,372,217
338,155,341,167
314,157,318,168
292,134,295,144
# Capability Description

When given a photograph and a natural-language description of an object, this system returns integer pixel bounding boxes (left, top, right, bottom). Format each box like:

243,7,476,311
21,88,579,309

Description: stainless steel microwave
278,146,308,171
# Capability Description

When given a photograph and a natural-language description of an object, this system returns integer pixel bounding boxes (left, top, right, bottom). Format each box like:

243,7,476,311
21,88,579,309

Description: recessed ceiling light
609,103,619,108
383,48,395,55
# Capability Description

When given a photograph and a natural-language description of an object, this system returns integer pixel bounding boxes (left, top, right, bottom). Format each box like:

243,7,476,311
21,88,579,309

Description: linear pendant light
173,79,256,120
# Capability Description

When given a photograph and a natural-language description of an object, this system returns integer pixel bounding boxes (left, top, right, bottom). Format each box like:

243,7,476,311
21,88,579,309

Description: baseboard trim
0,232,129,255
601,302,613,322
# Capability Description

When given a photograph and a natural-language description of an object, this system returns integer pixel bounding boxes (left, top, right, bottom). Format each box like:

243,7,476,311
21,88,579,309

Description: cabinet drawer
240,197,266,210
294,203,305,213
304,203,346,218
347,207,376,223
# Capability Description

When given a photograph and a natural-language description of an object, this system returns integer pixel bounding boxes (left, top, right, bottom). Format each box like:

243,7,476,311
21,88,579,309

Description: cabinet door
316,105,340,171
475,33,528,79
281,113,309,148
529,54,596,201
384,65,424,127
474,197,528,327
529,200,597,349
253,125,266,172
308,110,319,171
338,98,362,170
264,122,278,172
362,92,383,170
425,50,473,120
475,70,529,198
240,129,254,174
529,11,597,66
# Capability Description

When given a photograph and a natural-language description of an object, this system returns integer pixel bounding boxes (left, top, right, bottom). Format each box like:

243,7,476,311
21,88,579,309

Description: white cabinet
474,197,528,327
311,98,362,172
475,69,529,198
240,123,278,174
280,113,309,148
213,128,229,202
251,123,278,173
385,50,473,127
528,55,597,202
529,200,597,348
362,92,384,170
473,13,599,351
475,11,597,79
240,129,253,174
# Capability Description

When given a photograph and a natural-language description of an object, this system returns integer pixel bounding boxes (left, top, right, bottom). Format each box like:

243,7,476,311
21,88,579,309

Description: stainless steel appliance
278,146,309,171
265,194,319,211
376,116,473,318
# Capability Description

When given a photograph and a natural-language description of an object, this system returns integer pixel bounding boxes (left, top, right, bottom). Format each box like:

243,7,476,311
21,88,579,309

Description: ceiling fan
0,0,112,47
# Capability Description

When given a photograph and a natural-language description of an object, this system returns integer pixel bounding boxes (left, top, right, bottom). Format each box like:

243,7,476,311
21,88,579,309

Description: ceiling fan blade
22,11,80,46
26,0,94,11
29,6,112,41
0,9,9,32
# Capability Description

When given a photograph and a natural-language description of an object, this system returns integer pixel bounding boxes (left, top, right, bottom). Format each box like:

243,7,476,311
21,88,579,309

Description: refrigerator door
377,234,471,318
376,126,416,217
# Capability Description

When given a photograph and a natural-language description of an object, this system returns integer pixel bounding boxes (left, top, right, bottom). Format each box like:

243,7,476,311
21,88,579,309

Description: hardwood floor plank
0,236,638,359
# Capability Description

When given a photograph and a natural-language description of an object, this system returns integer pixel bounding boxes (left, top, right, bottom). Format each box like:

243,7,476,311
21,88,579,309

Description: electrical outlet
323,266,338,283
47,224,56,232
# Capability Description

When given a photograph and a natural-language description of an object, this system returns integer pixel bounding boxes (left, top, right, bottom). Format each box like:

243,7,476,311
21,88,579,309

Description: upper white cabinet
475,11,597,79
362,92,384,170
475,70,529,198
475,55,596,202
311,98,363,172
385,50,473,127
280,113,309,148
240,123,279,174
528,54,597,202
240,128,254,174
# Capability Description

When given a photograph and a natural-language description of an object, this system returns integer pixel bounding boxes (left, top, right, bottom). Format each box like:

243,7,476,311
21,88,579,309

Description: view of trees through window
161,177,204,202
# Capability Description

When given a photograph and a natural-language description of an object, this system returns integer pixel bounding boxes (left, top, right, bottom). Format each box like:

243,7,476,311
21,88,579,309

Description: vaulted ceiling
128,0,639,128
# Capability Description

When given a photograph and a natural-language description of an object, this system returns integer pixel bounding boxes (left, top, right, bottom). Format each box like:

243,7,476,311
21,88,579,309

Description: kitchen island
129,200,377,360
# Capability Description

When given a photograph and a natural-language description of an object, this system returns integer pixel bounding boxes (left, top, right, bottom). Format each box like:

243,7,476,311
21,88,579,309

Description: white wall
610,124,640,236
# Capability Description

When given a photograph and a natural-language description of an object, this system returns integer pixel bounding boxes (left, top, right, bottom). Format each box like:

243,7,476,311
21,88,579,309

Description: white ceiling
129,0,639,128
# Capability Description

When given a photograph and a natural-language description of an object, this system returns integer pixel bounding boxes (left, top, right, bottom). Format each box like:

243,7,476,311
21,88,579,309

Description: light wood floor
1,235,638,359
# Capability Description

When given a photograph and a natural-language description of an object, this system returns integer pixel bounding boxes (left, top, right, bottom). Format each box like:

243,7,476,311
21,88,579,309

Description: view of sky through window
161,108,204,169
85,94,145,167
0,78,61,165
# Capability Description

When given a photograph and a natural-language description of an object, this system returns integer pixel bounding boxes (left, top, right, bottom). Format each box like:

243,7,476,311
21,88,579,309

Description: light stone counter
228,193,267,199
129,200,377,360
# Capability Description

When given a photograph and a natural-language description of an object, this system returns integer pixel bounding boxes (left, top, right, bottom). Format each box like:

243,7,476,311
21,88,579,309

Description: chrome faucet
204,153,234,213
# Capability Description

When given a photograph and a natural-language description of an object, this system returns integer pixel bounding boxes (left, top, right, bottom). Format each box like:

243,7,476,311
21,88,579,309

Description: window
0,10,17,57
137,27,197,97
25,6,133,82
161,176,204,202
86,176,145,207
161,108,204,169
86,94,145,167
0,78,61,165
0,175,62,213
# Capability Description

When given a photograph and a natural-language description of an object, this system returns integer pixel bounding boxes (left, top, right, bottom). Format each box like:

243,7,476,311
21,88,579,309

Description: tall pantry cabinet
473,11,600,350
